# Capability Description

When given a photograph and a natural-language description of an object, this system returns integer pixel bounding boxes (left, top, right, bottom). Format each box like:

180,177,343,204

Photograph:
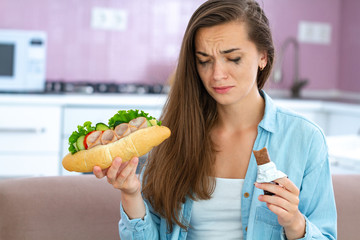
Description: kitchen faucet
272,37,308,98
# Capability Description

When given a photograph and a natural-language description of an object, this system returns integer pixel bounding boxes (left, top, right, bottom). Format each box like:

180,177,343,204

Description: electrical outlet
91,7,128,31
298,21,332,45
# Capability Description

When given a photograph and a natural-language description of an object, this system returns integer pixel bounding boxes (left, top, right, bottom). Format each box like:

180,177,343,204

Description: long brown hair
142,0,275,231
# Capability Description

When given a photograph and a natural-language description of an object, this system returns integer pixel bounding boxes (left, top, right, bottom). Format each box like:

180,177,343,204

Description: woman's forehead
195,22,251,52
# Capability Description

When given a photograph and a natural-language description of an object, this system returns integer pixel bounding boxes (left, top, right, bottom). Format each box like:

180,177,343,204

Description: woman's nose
212,61,227,81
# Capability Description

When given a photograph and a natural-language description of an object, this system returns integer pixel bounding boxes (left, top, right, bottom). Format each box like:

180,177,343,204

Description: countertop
1,92,360,114
266,89,360,104
0,93,168,107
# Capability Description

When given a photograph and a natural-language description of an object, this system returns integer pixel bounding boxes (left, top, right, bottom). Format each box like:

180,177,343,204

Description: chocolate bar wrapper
256,161,287,183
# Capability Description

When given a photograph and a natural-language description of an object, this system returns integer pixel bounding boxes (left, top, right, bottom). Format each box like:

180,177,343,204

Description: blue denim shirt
118,91,337,240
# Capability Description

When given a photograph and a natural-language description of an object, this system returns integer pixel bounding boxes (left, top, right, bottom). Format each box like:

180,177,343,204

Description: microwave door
0,29,46,92
0,43,15,77
0,38,26,91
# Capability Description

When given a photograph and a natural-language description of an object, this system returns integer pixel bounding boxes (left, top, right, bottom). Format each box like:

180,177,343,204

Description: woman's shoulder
271,104,329,175
277,104,322,129
274,104,327,143
262,91,324,138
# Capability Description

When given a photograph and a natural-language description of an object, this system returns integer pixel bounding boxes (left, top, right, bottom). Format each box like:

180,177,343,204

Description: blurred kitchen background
0,0,359,178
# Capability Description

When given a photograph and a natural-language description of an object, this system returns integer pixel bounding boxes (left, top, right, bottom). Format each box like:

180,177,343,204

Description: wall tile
0,0,358,92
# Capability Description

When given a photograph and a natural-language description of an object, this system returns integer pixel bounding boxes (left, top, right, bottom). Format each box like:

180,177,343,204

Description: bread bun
62,125,171,172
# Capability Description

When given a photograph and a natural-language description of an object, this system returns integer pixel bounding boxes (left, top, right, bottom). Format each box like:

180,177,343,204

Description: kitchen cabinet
0,105,61,177
1,93,359,178
325,103,360,136
0,94,168,178
327,135,360,173
328,114,360,136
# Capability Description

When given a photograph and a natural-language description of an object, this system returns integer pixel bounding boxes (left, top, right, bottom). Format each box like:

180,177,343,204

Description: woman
94,0,337,239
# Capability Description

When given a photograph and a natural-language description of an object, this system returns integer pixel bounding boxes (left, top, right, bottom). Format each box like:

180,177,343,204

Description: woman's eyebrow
196,48,241,57
196,51,209,57
221,48,241,54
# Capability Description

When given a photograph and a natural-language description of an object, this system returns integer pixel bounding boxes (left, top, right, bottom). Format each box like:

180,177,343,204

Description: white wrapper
256,161,287,183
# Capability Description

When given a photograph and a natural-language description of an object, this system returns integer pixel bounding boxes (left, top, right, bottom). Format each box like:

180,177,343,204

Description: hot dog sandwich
62,109,171,172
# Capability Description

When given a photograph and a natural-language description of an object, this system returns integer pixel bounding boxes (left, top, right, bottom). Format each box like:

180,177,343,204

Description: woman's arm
94,157,146,218
94,157,160,239
256,130,337,239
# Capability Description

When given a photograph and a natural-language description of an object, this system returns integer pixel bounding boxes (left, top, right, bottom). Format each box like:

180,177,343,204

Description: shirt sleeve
282,129,337,240
118,164,161,239
118,199,160,239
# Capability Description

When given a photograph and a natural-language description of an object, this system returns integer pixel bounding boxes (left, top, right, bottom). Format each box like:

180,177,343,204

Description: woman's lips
213,86,233,94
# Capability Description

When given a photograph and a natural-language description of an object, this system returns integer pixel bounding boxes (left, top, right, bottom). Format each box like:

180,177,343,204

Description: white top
187,178,245,240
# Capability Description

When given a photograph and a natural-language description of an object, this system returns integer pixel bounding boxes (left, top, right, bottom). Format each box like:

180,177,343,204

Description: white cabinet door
325,102,360,136
0,105,61,153
0,105,61,177
328,113,360,136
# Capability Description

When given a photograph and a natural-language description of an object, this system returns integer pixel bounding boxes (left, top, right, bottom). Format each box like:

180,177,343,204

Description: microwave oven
0,29,47,92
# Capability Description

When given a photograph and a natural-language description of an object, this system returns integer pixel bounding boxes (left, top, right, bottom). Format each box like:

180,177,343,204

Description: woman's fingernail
114,158,121,165
131,157,138,164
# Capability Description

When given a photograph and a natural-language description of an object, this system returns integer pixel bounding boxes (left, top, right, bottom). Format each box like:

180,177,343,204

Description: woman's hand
93,157,146,219
255,177,306,240
93,156,141,196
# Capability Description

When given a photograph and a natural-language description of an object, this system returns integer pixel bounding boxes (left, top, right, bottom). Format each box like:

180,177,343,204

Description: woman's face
195,21,267,106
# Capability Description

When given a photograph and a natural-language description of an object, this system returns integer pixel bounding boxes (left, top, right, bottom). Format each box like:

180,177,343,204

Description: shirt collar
258,90,277,133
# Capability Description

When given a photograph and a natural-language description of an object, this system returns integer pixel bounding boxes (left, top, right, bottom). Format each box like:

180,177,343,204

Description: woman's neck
216,89,265,132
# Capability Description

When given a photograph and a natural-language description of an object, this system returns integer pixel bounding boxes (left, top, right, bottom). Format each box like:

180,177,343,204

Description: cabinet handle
0,127,46,134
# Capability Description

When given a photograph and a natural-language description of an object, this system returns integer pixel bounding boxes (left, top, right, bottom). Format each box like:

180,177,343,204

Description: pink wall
338,0,360,92
0,0,203,84
262,0,341,91
0,0,358,92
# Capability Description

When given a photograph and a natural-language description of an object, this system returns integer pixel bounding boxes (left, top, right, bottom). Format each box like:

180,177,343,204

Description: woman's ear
258,51,268,69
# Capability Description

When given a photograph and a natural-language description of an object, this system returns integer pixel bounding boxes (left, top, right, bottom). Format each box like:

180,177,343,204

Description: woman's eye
229,57,241,64
198,59,210,65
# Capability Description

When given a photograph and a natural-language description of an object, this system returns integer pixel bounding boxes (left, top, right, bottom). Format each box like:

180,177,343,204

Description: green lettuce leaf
68,109,161,154
108,109,161,128
68,121,95,154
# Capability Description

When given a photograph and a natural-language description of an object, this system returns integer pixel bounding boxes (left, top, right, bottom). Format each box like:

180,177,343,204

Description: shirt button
245,226,248,231
244,192,250,198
